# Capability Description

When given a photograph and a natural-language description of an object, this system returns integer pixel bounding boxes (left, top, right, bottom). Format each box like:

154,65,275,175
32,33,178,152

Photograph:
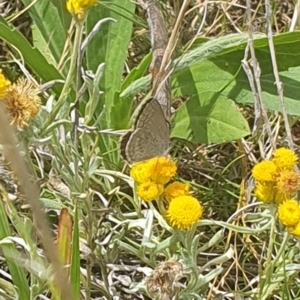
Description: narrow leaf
0,191,29,299
86,0,136,128
0,17,63,95
20,0,69,65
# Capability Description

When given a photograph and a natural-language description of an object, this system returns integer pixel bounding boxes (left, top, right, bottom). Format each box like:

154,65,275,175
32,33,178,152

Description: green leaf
228,66,300,115
86,0,136,128
31,24,57,66
121,52,152,93
122,32,300,117
118,53,152,128
20,0,70,65
173,31,300,116
50,0,72,31
0,193,30,299
84,63,105,124
120,74,151,99
0,17,64,95
173,33,254,74
172,59,236,97
171,92,250,144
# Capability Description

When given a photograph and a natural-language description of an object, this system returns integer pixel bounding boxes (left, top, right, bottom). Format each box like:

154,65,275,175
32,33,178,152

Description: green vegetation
0,0,300,299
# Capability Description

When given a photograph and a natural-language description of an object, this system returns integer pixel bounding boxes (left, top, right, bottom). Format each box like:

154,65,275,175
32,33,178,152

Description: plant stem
42,20,84,133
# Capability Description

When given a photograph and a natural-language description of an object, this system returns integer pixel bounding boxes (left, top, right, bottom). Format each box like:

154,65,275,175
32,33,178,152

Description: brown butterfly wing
120,98,170,164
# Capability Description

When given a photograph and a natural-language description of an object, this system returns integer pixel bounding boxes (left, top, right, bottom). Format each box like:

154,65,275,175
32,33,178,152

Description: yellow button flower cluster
130,157,203,230
130,157,177,201
252,148,298,204
252,148,300,237
278,199,300,237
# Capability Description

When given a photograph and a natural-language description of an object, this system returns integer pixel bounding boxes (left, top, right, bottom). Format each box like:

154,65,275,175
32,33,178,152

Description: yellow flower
137,182,164,201
275,170,299,202
164,181,190,202
254,183,274,203
272,148,298,170
148,157,177,185
166,196,203,230
2,78,41,128
66,0,98,18
288,222,300,237
0,70,11,98
252,161,277,183
278,199,300,227
130,161,151,184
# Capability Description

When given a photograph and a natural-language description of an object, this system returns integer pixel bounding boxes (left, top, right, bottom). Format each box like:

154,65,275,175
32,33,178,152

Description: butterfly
120,98,170,164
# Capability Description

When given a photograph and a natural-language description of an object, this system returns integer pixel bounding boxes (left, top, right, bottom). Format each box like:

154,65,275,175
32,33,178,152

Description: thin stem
289,0,300,32
243,0,275,153
73,21,85,181
157,196,166,215
42,19,84,133
272,231,289,266
264,0,293,149
258,205,277,298
265,206,276,265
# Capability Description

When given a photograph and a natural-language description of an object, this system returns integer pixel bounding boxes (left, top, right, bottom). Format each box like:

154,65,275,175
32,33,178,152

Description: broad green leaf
172,59,236,97
0,17,64,95
119,33,255,98
171,92,250,144
20,0,70,65
123,32,300,115
226,66,300,115
173,33,256,73
173,31,300,116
